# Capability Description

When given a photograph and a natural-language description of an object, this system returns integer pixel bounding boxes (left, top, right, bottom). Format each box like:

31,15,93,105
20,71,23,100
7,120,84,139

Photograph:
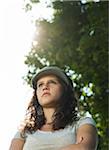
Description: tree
24,1,108,149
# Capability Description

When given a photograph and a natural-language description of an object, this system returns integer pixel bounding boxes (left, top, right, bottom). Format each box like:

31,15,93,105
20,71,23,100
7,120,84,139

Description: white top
14,117,96,150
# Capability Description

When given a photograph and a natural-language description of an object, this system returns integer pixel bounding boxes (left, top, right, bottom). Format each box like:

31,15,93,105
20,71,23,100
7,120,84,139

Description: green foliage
30,0,39,3
24,1,108,149
24,0,39,12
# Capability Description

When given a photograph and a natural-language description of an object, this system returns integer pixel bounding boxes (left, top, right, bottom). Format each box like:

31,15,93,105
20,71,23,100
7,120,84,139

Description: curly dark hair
21,74,79,135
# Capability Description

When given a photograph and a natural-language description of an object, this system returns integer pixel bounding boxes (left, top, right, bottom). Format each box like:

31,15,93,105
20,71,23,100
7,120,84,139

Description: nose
42,83,49,90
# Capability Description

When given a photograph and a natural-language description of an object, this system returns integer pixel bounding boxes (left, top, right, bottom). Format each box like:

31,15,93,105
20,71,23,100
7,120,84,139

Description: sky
0,0,53,149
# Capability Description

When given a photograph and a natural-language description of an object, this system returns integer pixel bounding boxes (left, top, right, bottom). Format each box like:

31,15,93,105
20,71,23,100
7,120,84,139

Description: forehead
37,74,59,83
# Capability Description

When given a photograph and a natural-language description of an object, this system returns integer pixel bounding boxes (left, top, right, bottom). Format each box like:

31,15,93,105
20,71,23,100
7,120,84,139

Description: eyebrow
37,78,59,84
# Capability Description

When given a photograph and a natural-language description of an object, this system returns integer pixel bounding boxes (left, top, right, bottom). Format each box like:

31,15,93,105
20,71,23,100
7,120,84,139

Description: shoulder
13,131,27,141
76,116,96,129
67,116,97,133
67,116,96,130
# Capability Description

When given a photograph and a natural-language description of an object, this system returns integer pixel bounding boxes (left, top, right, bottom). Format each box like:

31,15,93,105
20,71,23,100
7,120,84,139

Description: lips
42,92,50,97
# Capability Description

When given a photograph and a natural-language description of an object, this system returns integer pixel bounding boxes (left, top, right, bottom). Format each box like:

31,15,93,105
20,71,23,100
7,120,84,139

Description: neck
43,107,55,124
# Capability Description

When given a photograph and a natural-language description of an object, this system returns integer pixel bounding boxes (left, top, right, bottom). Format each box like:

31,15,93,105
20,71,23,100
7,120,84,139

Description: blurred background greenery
23,0,108,149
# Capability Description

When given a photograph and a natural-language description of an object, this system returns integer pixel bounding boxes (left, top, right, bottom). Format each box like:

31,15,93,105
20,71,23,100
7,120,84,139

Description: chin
41,102,57,108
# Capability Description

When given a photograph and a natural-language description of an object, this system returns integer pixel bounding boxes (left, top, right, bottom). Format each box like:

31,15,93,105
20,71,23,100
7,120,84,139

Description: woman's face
36,75,63,108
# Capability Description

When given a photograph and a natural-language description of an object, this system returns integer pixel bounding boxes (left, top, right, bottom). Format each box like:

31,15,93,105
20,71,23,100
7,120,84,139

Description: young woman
9,66,98,150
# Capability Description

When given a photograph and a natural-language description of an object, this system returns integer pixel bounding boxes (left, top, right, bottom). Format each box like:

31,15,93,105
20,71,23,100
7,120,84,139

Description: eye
48,80,58,85
37,83,43,88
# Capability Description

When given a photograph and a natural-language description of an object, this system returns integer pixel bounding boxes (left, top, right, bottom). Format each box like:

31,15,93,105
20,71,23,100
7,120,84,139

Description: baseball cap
32,66,71,89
